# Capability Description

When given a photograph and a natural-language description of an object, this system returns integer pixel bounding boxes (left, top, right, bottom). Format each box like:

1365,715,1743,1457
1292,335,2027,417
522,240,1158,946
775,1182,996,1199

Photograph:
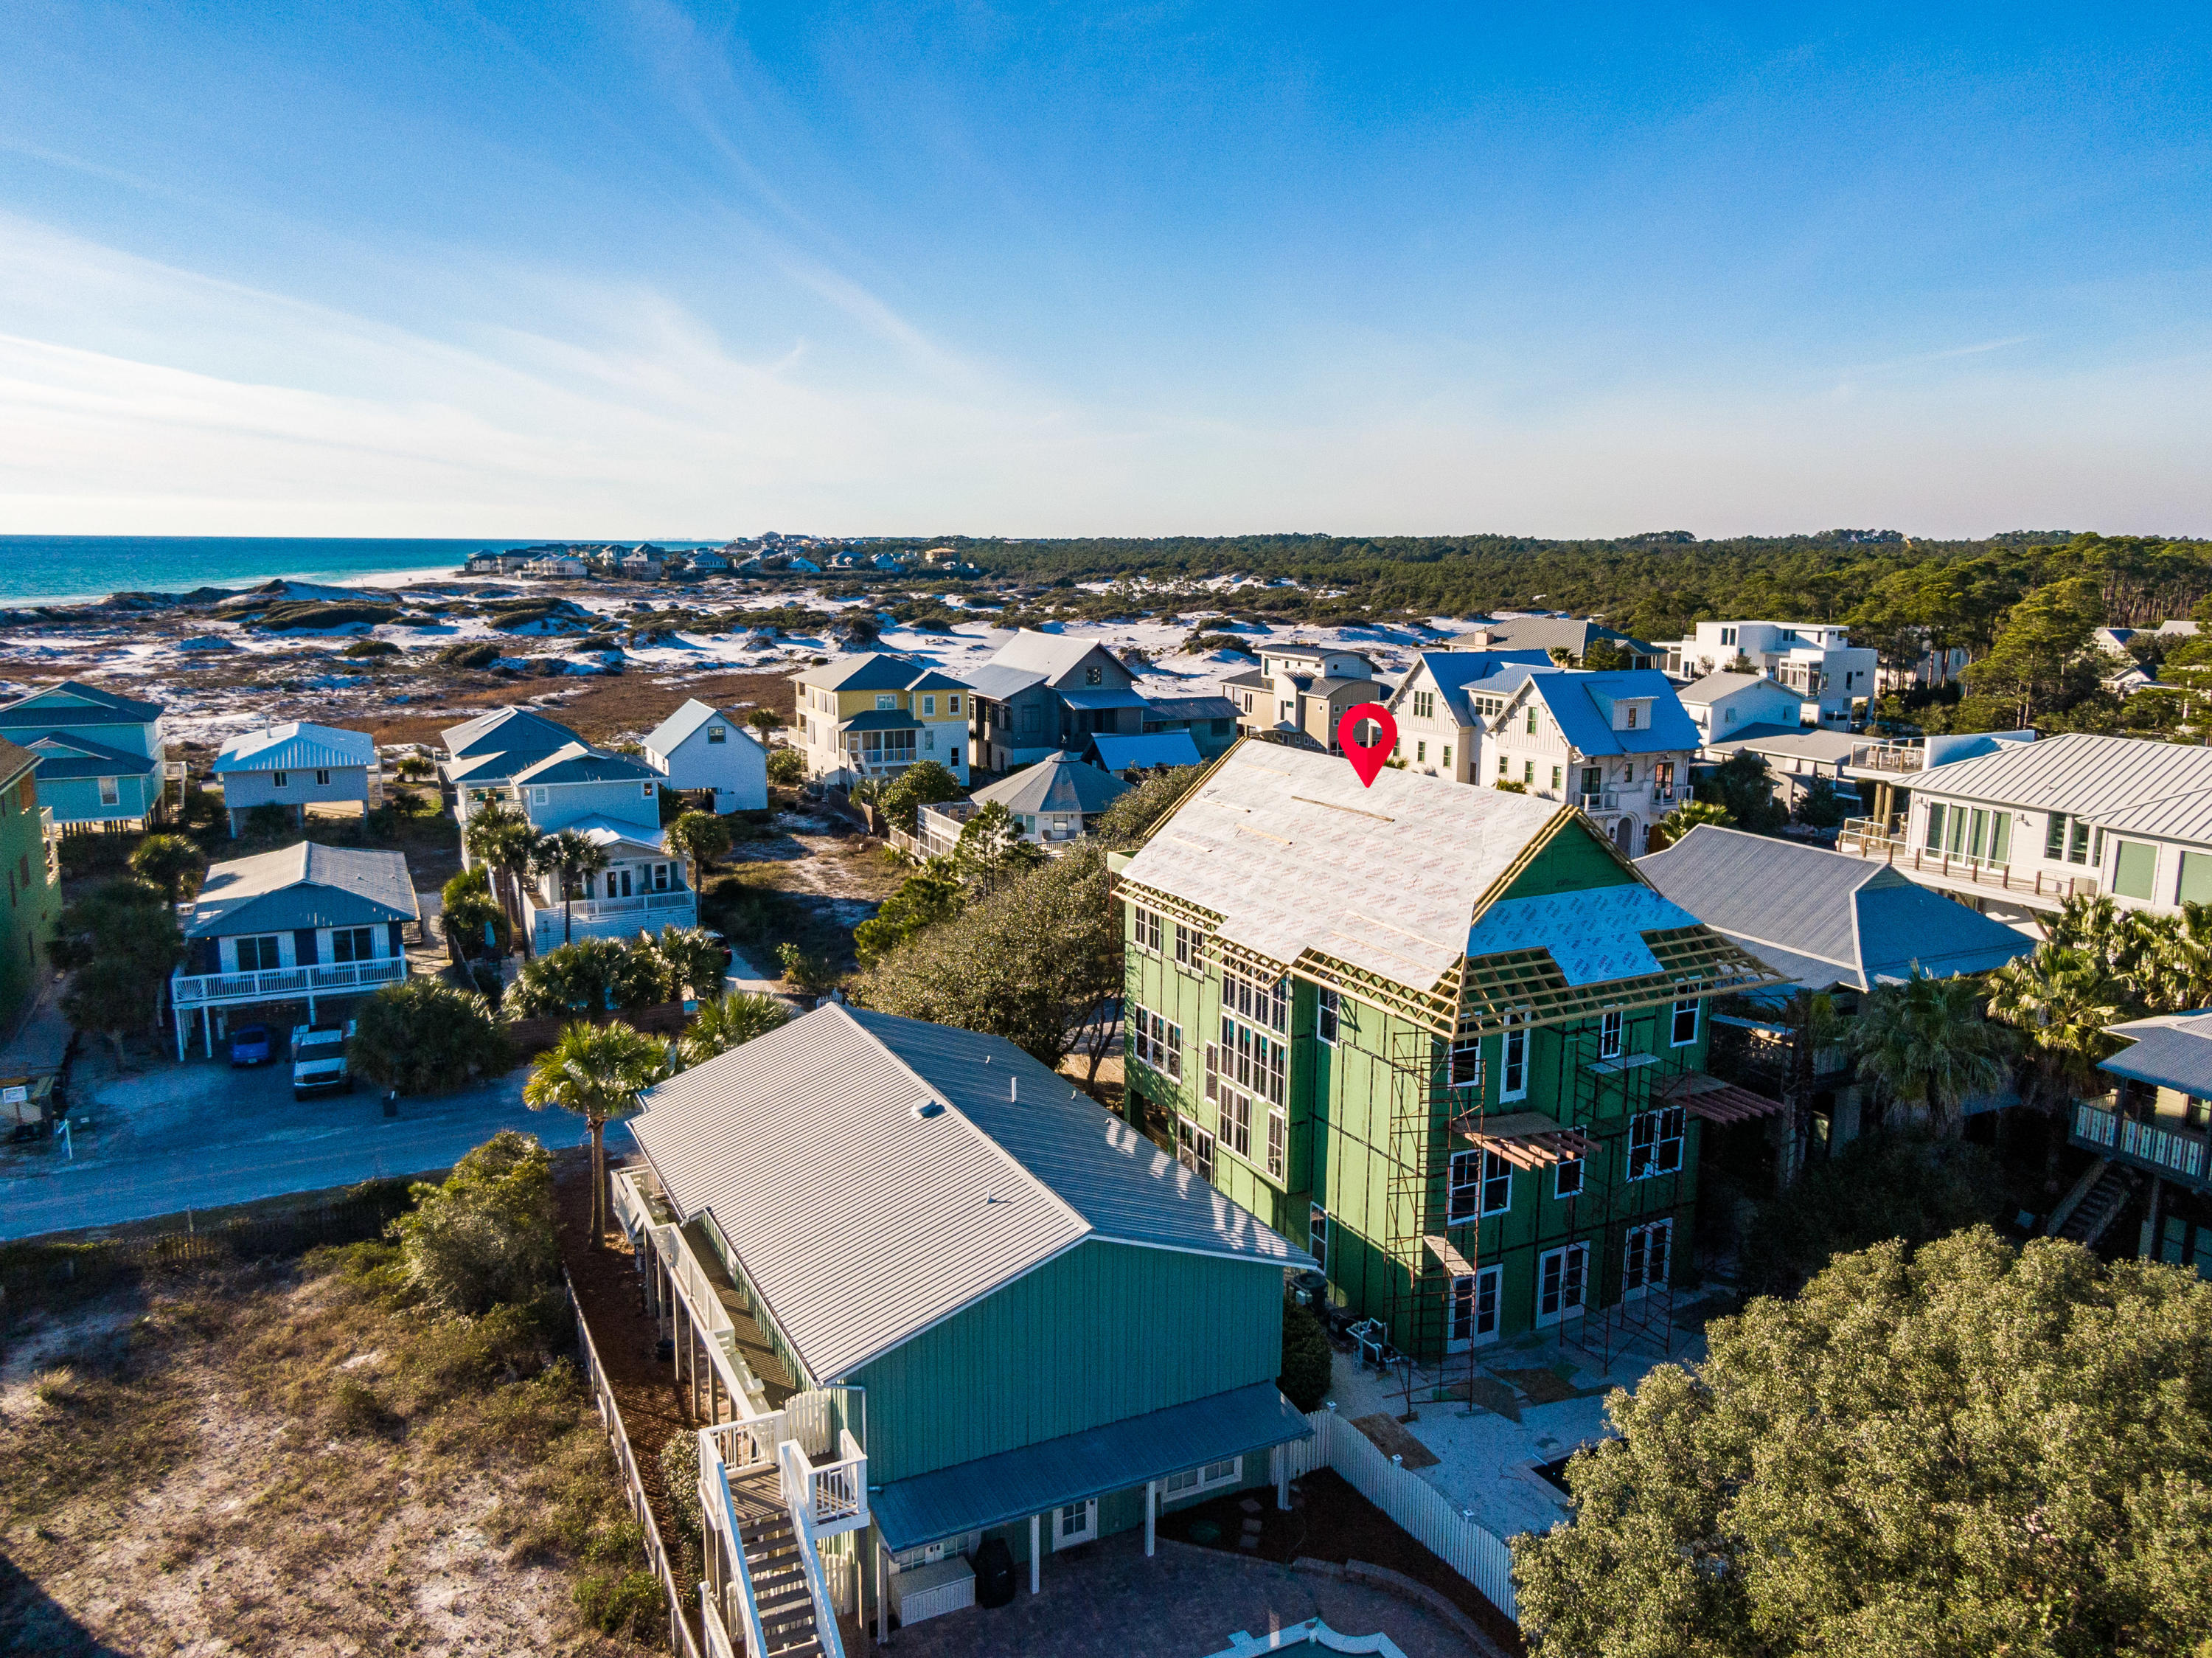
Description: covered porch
522,818,696,950
167,956,408,1058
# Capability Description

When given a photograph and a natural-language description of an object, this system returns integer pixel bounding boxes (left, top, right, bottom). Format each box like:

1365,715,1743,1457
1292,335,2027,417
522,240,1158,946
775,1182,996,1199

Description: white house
1677,672,1807,748
509,743,694,950
1480,668,1701,855
211,721,381,836
642,699,768,812
1663,622,1878,726
1381,649,1554,784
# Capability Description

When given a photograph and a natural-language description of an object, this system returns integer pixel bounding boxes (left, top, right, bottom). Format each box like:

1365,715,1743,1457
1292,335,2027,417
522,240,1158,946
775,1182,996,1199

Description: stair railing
701,1454,773,1658
776,1438,849,1658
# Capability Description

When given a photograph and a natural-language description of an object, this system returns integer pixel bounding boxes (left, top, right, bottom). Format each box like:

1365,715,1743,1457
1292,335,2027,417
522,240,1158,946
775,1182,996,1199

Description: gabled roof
1636,825,2032,991
213,721,377,773
905,669,969,693
440,705,579,760
0,681,164,728
983,630,1128,686
2101,1007,2212,1095
625,1004,1304,1383
1707,726,1859,764
1394,650,1555,725
511,742,658,788
642,698,757,757
1455,618,1656,658
183,842,418,939
1512,670,1700,757
963,664,1051,702
565,814,669,856
1913,732,2212,835
1678,671,1793,707
1093,732,1203,772
25,732,158,777
1144,696,1240,722
0,736,35,788
973,752,1131,816
791,653,927,693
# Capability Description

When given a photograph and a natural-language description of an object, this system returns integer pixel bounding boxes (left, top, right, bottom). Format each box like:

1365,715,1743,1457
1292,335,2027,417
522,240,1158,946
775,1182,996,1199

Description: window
236,935,282,971
1599,1009,1624,1059
708,724,727,743
1085,665,1103,685
315,769,331,786
271,771,289,789
2179,851,2212,906
1500,1018,1527,1100
1554,1154,1584,1199
1220,964,1289,1034
1449,1037,1484,1091
97,776,119,806
1411,690,1433,719
1451,1149,1512,1220
1551,766,1562,792
951,745,963,769
2115,839,2158,901
331,926,376,963
1526,708,1537,735
1176,1116,1216,1180
533,786,549,805
1309,1205,1329,1276
1624,1220,1673,1299
1624,704,1638,729
1317,988,1340,1046
1523,760,1534,785
1131,1005,1182,1079
1052,1499,1097,1549
1173,921,1195,971
1133,905,1163,954
1720,627,1736,646
876,693,897,710
1497,754,1509,777
641,782,655,798
1416,741,1426,763
653,863,672,891
1670,999,1700,1047
920,696,935,717
1449,1266,1501,1347
2069,818,2093,866
1536,1242,1589,1326
1265,1103,1286,1179
1162,1458,1243,1502
949,696,961,715
1441,746,1452,769
1629,1105,1686,1179
1483,1150,1512,1215
2045,811,2065,859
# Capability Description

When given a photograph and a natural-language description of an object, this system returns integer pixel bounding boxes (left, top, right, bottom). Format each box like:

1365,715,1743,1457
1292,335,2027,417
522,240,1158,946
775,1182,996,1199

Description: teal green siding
847,1239,1284,1487
0,770,59,1030
38,771,157,826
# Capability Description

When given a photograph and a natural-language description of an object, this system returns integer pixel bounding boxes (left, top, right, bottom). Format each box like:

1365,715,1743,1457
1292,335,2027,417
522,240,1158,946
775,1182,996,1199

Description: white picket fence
1279,1407,1520,1623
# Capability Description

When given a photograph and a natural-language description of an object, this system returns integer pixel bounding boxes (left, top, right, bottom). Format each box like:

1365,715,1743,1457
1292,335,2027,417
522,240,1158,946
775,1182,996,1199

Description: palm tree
665,811,732,890
463,800,543,950
1652,799,1733,850
524,1020,667,1246
530,829,608,946
128,833,208,903
651,925,728,1005
1850,968,2014,1134
678,991,787,1068
1988,945,2124,1100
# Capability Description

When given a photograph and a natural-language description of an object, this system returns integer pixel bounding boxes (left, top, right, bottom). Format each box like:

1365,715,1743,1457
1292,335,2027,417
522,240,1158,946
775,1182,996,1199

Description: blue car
228,1024,274,1067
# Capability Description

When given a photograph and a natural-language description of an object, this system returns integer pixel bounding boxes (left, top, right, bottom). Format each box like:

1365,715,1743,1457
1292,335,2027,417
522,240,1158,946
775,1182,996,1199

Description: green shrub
765,746,806,785
657,1431,703,1545
1277,1298,1332,1411
389,1131,558,1317
349,978,513,1095
574,1569,664,1640
325,1374,400,1437
439,640,504,669
341,639,400,658
248,601,400,631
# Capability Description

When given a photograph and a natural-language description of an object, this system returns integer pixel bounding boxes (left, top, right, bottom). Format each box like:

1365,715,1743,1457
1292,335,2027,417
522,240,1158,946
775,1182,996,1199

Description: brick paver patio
878,1533,1482,1657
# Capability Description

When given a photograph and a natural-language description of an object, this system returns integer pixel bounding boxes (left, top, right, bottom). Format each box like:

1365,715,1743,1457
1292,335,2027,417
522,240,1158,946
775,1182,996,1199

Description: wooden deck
679,1217,800,1408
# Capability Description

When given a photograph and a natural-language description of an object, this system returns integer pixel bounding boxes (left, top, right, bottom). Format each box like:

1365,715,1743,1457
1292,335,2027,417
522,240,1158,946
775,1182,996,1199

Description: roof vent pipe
1010,1077,1018,1103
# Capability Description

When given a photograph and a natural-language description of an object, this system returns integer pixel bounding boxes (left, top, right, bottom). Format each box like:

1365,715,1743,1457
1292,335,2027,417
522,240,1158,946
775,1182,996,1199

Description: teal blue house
620,1003,1311,1646
0,682,171,830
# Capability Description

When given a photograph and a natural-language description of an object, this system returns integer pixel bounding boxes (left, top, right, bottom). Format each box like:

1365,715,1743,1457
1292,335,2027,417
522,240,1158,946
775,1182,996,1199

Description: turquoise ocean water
0,536,723,608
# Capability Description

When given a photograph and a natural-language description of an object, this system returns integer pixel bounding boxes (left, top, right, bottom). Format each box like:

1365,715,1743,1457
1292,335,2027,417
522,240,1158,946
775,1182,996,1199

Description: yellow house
790,654,972,786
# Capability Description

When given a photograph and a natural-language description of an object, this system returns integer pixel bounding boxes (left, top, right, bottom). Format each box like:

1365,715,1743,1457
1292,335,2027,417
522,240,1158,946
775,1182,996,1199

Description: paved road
0,1053,589,1240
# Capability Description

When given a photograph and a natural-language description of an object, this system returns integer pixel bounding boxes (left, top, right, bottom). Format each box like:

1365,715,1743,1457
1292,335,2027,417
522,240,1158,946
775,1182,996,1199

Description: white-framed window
1500,1018,1527,1100
876,693,897,710
1411,690,1434,719
1265,1103,1286,1179
653,863,672,891
1085,665,1103,685
1600,1009,1624,1059
1628,1105,1686,1179
1624,1218,1673,1300
1449,1149,1512,1221
97,776,119,806
1132,1005,1182,1081
1052,1499,1097,1550
234,934,282,971
1174,922,1204,974
1221,963,1289,1034
921,695,936,716
315,769,331,786
1416,740,1427,763
331,926,377,963
1449,1036,1484,1092
1220,1087,1253,1158
1449,1265,1502,1350
1442,746,1452,769
1536,1242,1589,1327
1162,1457,1242,1502
1317,987,1340,1046
271,771,289,789
533,786,549,805
1308,1204,1329,1277
1133,905,1163,954
1554,1154,1585,1199
1526,708,1537,735
1176,1115,1216,1181
1670,999,1700,1047
1482,1149,1512,1215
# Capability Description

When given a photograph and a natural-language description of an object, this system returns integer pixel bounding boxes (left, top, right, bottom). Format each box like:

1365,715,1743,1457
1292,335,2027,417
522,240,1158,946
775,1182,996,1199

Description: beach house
641,698,768,813
210,721,382,836
0,738,60,1032
0,681,176,831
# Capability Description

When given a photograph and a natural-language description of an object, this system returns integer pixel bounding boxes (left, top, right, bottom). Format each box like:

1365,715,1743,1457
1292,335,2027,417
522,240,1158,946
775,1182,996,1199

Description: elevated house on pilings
1111,739,1784,1385
614,1002,1312,1649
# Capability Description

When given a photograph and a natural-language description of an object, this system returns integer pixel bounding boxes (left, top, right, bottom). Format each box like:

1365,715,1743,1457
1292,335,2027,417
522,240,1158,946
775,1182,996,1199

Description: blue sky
1,3,2207,538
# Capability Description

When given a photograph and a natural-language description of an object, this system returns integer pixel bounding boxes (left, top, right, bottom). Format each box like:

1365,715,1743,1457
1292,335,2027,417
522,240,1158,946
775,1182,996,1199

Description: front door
1447,1265,1502,1350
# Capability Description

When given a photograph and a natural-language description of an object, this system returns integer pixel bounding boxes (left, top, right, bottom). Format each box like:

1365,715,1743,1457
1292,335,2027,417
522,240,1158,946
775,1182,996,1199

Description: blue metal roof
1522,670,1700,757
869,1381,1312,1550
1092,732,1201,772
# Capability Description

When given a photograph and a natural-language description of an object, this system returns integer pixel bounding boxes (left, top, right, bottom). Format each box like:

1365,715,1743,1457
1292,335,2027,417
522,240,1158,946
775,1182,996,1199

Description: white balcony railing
170,954,407,1008
781,1430,869,1539
2074,1099,2207,1181
1836,820,2097,903
530,888,696,923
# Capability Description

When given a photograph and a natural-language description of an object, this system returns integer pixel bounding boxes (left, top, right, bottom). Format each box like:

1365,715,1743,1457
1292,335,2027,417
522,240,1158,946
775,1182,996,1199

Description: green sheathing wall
1500,822,1636,900
846,1239,1284,1488
0,779,58,1030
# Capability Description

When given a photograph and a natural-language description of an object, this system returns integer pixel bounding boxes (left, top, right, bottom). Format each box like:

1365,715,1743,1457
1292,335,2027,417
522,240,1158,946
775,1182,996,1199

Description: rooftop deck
1833,820,2096,910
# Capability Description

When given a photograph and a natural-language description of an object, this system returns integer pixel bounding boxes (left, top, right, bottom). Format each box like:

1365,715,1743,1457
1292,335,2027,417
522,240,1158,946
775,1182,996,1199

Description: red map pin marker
1336,701,1397,787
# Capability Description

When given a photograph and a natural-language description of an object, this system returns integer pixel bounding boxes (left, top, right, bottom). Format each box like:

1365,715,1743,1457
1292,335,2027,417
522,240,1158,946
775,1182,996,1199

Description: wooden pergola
1659,1071,1785,1125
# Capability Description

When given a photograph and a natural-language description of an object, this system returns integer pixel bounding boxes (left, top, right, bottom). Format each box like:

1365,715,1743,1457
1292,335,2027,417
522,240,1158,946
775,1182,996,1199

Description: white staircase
697,1407,868,1658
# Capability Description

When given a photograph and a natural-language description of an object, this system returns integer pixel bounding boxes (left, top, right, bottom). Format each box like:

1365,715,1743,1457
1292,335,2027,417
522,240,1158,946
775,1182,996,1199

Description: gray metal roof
973,752,1131,816
792,653,931,693
1707,726,1861,765
510,742,658,787
963,664,1050,702
1144,696,1240,722
984,630,1125,684
2099,1020,2212,1095
1120,740,1567,988
1455,617,1657,657
1677,671,1775,706
1636,825,2031,991
214,721,377,773
625,1004,1304,1384
870,1380,1311,1550
184,842,420,939
1913,733,2212,840
642,698,741,755
441,704,578,759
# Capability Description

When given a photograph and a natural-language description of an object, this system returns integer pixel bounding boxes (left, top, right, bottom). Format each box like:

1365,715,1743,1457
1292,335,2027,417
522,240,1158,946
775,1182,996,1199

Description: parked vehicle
290,1022,354,1100
228,1023,274,1067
